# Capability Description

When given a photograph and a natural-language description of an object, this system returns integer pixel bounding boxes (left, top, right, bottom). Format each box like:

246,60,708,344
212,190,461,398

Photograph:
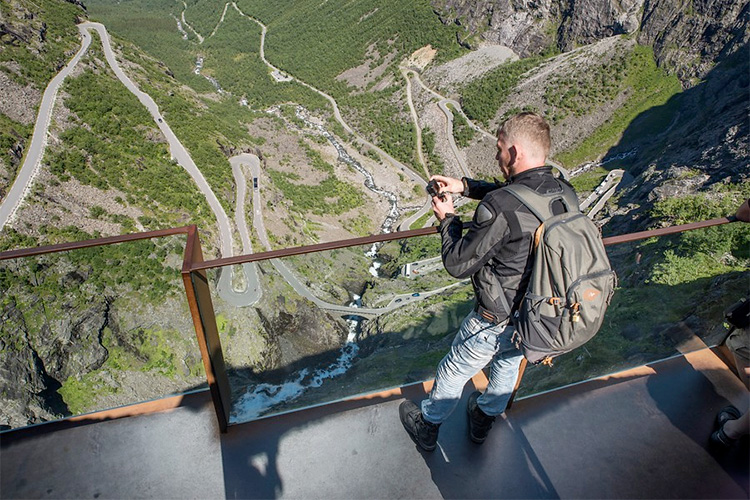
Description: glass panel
211,221,747,424
0,235,204,430
519,222,749,398
208,233,476,425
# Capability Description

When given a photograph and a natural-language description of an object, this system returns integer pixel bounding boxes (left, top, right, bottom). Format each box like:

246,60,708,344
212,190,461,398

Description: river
230,108,404,422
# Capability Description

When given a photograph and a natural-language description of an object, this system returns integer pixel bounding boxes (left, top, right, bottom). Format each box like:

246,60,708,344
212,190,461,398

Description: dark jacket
439,166,577,323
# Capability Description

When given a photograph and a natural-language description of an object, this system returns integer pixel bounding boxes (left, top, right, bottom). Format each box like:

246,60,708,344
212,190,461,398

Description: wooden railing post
181,226,232,433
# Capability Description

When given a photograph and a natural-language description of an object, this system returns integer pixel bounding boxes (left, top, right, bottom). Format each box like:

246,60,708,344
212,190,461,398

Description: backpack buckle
548,297,562,306
571,302,581,322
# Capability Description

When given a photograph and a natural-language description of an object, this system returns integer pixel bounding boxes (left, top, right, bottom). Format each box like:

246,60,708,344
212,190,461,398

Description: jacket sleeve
462,177,503,200
438,201,510,279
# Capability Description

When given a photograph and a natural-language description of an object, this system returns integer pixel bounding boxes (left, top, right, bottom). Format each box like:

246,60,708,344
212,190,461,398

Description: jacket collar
508,165,553,183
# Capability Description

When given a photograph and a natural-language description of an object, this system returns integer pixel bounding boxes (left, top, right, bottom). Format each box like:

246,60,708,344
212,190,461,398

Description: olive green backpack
502,183,617,365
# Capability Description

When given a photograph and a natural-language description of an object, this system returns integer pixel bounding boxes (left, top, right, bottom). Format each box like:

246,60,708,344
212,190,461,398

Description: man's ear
509,144,519,164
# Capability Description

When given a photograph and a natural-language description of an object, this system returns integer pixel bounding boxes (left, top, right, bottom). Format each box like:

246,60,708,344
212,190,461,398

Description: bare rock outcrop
432,0,643,56
431,0,749,86
638,0,750,84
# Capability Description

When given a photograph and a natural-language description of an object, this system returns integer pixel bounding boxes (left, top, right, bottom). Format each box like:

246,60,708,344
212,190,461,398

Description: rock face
0,273,109,428
432,0,643,55
432,0,749,85
433,0,561,56
605,49,749,233
638,0,750,84
558,0,643,50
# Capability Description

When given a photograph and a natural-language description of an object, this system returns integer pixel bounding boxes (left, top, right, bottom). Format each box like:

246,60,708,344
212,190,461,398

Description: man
710,199,749,449
399,112,577,451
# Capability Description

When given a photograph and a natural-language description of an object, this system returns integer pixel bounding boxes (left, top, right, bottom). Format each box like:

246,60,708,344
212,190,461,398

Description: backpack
502,182,617,365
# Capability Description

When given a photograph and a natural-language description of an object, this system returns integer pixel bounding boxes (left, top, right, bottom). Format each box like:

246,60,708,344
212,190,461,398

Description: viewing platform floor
2,346,748,499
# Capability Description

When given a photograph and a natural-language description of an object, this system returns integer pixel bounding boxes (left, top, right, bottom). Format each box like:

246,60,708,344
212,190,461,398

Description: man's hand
429,175,463,196
432,192,454,221
736,198,750,222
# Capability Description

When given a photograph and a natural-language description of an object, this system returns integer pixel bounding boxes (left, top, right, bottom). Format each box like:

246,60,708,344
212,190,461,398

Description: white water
193,56,225,94
230,293,362,422
227,107,395,419
570,148,637,177
368,261,381,278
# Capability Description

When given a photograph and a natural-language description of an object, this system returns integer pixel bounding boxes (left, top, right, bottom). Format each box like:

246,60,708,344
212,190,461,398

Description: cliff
432,0,749,85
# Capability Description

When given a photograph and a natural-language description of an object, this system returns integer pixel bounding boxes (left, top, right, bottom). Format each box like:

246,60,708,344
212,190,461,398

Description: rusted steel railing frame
0,226,192,261
0,214,738,432
188,226,439,271
0,225,232,433
181,226,231,432
601,216,736,246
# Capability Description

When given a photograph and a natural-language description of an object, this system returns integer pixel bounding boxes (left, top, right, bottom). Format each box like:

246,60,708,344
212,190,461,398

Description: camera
426,179,446,201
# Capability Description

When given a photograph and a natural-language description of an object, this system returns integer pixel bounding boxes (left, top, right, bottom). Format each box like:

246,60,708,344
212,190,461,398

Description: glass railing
193,215,746,426
0,228,208,431
204,233,475,424
1,215,743,431
519,221,748,397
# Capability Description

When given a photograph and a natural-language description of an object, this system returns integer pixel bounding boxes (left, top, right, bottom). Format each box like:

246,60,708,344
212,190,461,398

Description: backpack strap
502,180,579,223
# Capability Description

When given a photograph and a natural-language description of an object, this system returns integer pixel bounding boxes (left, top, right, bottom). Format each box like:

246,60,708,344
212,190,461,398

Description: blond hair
498,112,551,159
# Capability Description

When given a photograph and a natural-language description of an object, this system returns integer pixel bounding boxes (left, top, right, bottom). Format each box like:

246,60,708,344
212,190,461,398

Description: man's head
496,112,550,179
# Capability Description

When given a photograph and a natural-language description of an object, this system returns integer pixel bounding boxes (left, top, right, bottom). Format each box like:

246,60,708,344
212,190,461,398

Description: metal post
506,358,528,410
181,226,232,432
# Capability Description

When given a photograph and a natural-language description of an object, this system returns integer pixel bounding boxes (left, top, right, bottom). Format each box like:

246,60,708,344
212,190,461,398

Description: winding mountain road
0,24,92,230
0,22,261,305
230,2,426,190
400,68,429,179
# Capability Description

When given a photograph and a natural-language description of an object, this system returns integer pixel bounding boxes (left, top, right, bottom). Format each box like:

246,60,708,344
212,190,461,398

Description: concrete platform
2,347,748,499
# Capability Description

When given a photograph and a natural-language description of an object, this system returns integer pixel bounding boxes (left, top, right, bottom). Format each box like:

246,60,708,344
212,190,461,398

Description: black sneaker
399,400,440,452
710,405,742,449
467,391,496,444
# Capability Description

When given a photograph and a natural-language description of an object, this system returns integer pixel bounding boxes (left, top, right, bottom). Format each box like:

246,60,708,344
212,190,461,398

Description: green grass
59,371,119,415
180,0,228,36
268,169,363,216
0,0,84,89
556,45,682,167
460,57,543,125
410,211,434,229
569,167,608,193
234,0,465,87
343,213,375,237
450,106,476,147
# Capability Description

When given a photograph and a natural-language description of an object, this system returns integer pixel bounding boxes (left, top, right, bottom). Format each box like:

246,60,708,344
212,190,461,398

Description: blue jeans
421,310,523,424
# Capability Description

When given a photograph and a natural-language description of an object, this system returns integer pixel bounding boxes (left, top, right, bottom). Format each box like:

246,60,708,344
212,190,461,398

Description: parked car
411,293,420,297
253,177,258,189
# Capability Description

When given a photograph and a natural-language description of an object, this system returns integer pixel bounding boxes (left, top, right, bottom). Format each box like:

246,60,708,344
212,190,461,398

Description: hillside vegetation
0,0,85,197
0,0,747,428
